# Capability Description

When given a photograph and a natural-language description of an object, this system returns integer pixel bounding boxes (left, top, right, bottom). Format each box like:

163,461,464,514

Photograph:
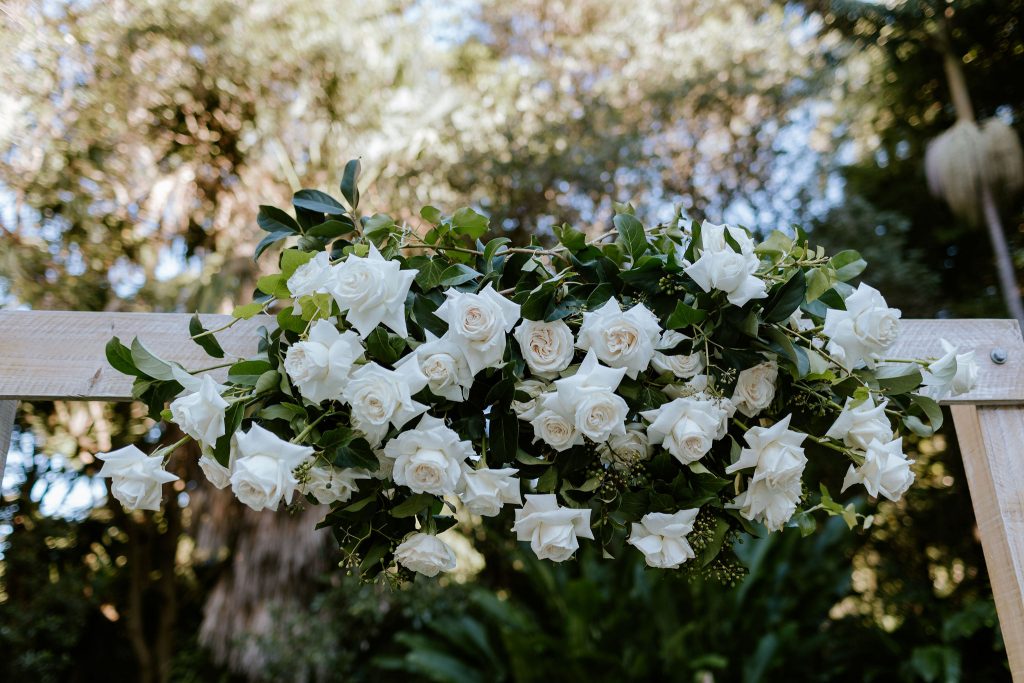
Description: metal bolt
991,347,1008,365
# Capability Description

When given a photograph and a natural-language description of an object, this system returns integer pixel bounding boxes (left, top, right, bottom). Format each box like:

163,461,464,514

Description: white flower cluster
95,216,983,578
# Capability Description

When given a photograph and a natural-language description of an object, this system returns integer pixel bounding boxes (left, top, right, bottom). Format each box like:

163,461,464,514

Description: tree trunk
939,8,1024,327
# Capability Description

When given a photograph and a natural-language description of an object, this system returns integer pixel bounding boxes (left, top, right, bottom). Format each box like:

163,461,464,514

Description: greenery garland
99,160,978,582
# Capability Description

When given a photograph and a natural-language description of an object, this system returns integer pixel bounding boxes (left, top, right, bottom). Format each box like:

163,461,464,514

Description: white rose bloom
540,350,628,442
198,451,232,489
731,361,778,417
342,361,429,446
329,244,416,338
597,425,652,470
530,410,582,451
651,351,705,379
284,319,364,404
823,283,902,369
435,283,521,375
229,424,314,511
97,445,179,511
169,374,229,447
825,396,892,450
512,379,550,421
657,330,689,350
842,437,915,502
684,222,767,307
512,494,594,562
460,467,522,516
627,509,700,569
921,339,979,399
641,396,726,465
576,298,661,379
514,318,576,378
396,332,474,402
395,533,457,577
726,415,807,531
384,414,474,495
287,252,334,299
303,466,371,505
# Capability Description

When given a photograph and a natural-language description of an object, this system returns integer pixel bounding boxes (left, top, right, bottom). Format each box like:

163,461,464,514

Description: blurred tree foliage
0,0,1016,681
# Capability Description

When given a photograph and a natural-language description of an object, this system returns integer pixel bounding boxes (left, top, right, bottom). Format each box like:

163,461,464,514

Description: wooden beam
0,401,16,484
0,311,267,401
951,405,1024,679
0,311,1021,403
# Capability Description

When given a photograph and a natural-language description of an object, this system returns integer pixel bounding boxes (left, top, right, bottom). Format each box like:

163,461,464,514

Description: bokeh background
1,1,1022,681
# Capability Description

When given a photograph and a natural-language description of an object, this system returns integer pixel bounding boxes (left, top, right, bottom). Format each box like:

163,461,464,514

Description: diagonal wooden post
0,310,1023,676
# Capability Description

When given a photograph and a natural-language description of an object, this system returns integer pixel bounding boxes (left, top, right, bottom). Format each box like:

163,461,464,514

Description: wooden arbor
1,310,1023,677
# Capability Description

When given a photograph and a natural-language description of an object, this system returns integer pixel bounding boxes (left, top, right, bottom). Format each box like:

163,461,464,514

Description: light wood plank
0,401,16,483
952,405,1024,680
0,311,1021,403
0,311,266,401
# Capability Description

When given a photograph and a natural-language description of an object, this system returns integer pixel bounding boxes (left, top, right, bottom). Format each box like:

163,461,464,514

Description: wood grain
951,405,1024,680
0,311,1021,402
0,310,267,401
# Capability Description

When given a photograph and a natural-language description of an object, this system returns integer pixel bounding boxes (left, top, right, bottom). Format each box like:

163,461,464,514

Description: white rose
514,318,576,378
460,467,522,516
921,339,979,399
726,415,807,531
96,445,179,511
329,244,416,338
287,251,334,299
394,533,457,577
657,330,689,350
627,509,699,569
229,424,314,511
342,361,429,446
303,466,370,505
198,452,232,489
641,396,726,465
825,396,892,450
530,410,582,451
576,298,661,378
651,351,705,379
731,361,778,417
597,425,652,471
842,437,915,502
512,494,593,562
512,379,550,421
384,414,474,495
540,350,628,442
396,331,474,402
434,283,521,375
823,283,901,369
169,374,229,447
284,319,364,404
684,222,767,307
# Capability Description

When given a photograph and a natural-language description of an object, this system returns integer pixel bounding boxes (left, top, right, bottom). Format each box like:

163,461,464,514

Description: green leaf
414,257,447,291
257,273,290,299
805,267,835,303
232,302,264,319
700,519,730,567
228,359,273,385
280,248,314,279
363,213,396,240
340,159,361,209
188,315,225,359
130,338,176,381
905,393,944,436
106,337,141,377
254,369,280,395
254,230,291,260
412,294,448,337
438,263,481,287
420,205,442,225
293,189,346,215
515,450,551,466
482,237,511,268
452,207,489,239
257,205,300,234
666,300,707,328
830,250,867,282
614,212,648,261
876,364,923,395
366,327,404,364
390,493,436,518
489,411,519,464
763,271,806,323
554,223,586,251
308,219,356,239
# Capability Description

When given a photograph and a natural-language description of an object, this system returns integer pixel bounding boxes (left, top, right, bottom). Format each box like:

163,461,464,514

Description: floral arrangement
99,161,979,581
